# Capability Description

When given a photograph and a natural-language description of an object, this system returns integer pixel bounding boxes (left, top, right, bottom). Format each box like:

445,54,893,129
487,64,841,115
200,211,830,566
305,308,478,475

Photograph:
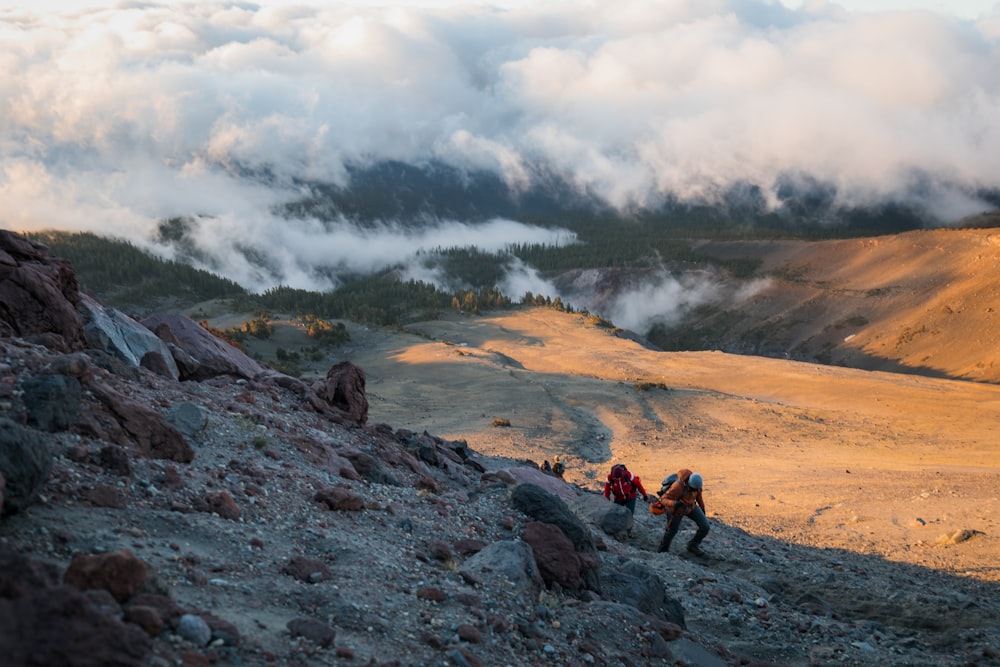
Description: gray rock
167,402,208,439
669,637,727,667
459,540,542,600
21,374,81,432
177,613,212,647
80,295,179,380
0,419,53,516
599,504,633,537
600,558,685,627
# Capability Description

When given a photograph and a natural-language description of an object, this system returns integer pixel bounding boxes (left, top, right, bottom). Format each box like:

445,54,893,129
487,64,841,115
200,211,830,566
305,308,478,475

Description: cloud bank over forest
2,0,1000,298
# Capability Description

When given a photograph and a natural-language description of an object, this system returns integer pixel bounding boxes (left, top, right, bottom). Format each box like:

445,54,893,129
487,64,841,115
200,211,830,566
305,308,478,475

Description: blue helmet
688,473,703,490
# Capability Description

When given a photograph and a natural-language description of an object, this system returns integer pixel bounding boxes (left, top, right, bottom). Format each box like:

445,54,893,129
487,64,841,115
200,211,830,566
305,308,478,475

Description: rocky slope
2,229,999,667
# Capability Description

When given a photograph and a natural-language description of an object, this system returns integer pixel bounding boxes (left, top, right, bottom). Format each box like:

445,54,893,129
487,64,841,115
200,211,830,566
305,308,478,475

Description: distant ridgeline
27,231,247,314
278,160,999,235
27,164,1000,335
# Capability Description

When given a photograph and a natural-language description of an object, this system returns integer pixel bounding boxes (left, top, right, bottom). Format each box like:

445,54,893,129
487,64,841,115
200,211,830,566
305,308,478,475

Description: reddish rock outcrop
0,545,150,665
312,361,369,424
0,230,86,350
522,520,586,590
314,486,365,511
63,549,148,603
83,378,194,463
142,313,269,381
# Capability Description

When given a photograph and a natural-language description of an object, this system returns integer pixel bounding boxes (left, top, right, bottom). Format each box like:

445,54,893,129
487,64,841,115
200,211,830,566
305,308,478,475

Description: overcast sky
2,0,999,295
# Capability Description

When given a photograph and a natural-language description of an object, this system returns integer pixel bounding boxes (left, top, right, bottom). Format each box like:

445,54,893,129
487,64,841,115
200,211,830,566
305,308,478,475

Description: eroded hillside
674,227,1000,383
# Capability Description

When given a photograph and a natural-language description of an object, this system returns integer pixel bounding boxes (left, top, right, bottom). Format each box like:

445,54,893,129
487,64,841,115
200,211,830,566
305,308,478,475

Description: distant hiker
657,469,710,556
542,460,553,474
603,464,648,516
552,455,565,479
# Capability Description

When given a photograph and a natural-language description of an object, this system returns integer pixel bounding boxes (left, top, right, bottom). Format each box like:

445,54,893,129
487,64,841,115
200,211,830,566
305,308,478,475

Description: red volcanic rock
124,605,164,636
84,378,194,463
142,313,269,381
282,556,331,584
287,617,336,647
0,230,86,350
314,486,364,511
124,593,183,629
0,584,150,665
63,549,148,603
84,484,125,509
522,520,585,590
0,542,61,598
197,491,240,520
312,361,369,424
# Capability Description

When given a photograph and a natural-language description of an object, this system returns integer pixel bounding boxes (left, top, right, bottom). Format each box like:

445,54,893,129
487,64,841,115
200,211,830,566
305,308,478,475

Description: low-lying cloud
2,0,999,307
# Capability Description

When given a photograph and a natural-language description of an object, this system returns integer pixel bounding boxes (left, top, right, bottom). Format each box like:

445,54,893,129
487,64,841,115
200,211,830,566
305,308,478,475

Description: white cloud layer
2,0,999,295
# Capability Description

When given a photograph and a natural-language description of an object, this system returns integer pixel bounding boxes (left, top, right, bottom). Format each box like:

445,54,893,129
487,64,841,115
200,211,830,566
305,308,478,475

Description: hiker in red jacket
603,464,648,516
657,468,710,556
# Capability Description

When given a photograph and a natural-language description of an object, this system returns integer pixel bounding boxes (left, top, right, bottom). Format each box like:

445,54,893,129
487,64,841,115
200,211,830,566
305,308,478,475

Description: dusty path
338,308,1000,582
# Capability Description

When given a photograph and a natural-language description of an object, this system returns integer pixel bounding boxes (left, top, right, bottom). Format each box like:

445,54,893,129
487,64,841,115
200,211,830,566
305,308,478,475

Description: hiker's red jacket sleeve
603,479,612,500
632,476,648,498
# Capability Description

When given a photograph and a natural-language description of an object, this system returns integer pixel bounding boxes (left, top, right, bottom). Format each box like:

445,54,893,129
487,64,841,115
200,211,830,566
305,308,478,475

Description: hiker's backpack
658,473,678,497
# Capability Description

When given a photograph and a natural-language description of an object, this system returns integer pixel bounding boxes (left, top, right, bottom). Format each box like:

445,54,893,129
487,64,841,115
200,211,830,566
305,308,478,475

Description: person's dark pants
614,496,638,515
658,506,709,552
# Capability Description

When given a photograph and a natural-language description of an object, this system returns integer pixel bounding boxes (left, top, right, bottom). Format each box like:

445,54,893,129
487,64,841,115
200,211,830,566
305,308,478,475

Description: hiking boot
686,544,705,556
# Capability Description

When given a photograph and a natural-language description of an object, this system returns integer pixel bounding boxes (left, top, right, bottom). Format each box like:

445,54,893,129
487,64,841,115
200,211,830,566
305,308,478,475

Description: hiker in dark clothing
657,468,710,556
552,455,565,479
603,463,648,515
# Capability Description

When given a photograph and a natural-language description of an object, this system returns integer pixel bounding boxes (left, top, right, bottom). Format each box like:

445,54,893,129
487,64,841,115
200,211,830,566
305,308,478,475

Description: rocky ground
2,331,999,667
2,229,999,667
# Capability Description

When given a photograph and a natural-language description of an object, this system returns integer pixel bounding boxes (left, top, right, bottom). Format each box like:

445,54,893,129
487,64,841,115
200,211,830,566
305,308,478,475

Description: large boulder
522,521,587,590
21,374,82,432
142,313,268,381
63,550,148,603
496,465,577,503
0,544,151,666
458,540,542,600
0,418,53,516
312,361,368,425
510,483,601,592
79,295,179,380
83,380,194,463
0,230,86,350
599,558,686,628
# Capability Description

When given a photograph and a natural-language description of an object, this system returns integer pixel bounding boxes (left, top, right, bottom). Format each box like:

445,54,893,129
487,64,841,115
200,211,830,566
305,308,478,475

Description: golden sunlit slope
693,227,1000,383
337,307,1000,580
